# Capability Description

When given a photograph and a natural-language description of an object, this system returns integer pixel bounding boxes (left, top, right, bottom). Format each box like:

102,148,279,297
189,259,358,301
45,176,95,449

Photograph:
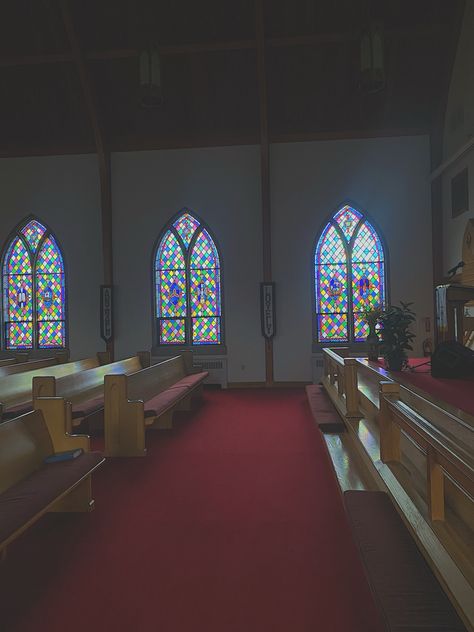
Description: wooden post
379,381,401,462
427,445,445,521
60,0,114,360
256,0,273,386
344,358,360,418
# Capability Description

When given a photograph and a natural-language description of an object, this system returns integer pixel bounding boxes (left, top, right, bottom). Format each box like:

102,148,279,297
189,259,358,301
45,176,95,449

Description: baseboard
227,381,311,389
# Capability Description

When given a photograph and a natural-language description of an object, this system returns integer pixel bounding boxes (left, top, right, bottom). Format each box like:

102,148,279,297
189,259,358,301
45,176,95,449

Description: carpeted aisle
0,389,383,632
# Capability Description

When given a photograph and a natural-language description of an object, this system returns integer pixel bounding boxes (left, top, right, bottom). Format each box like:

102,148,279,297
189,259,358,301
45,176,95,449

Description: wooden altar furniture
320,347,474,631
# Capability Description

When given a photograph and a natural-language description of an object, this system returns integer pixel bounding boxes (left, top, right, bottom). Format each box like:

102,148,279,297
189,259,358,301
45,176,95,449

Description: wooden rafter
0,24,445,68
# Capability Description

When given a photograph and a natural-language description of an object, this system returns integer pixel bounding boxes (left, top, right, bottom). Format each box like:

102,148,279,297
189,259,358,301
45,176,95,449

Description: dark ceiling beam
0,24,444,67
59,0,115,359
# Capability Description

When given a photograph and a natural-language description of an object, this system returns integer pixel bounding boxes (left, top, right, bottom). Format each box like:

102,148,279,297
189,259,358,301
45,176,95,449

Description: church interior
0,1,473,630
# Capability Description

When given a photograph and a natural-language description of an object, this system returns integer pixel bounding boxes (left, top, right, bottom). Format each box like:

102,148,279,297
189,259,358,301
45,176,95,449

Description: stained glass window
2,219,67,349
155,210,222,346
314,205,386,343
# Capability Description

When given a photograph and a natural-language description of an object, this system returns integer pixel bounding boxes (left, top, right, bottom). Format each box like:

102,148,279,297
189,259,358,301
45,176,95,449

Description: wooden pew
0,355,67,378
104,353,208,457
0,358,18,368
32,352,150,432
0,352,110,421
0,398,104,557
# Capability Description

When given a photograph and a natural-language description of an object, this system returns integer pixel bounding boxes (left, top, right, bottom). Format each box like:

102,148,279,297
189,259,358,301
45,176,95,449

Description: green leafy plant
361,305,383,331
379,301,416,371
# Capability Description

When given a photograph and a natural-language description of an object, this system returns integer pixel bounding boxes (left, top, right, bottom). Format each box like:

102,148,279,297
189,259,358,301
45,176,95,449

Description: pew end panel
104,374,147,457
34,398,90,453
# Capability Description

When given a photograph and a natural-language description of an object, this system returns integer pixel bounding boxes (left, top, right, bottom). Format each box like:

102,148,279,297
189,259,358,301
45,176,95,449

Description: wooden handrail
379,382,474,521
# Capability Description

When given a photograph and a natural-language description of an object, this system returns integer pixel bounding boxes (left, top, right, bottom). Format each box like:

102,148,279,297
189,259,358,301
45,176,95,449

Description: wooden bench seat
0,398,104,556
344,490,468,631
105,353,208,457
0,352,110,421
32,353,149,431
305,384,346,433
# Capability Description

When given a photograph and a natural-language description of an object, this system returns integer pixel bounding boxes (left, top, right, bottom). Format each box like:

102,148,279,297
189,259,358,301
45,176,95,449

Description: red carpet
0,389,383,632
377,359,474,417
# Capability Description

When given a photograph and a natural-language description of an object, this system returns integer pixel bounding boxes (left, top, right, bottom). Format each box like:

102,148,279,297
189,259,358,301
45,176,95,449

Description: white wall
111,145,265,383
442,0,474,272
0,138,433,382
0,154,103,359
271,136,433,382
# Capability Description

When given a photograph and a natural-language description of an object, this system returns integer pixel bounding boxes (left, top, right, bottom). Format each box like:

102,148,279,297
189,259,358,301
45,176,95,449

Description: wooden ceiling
0,0,465,156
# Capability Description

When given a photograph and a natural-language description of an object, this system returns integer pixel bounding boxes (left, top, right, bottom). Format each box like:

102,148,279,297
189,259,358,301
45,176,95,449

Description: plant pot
366,331,379,362
385,356,404,372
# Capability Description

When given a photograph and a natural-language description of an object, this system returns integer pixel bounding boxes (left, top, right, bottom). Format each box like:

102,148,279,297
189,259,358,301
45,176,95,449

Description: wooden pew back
0,357,100,409
0,356,61,378
0,358,17,368
127,355,187,402
0,410,53,494
33,355,145,404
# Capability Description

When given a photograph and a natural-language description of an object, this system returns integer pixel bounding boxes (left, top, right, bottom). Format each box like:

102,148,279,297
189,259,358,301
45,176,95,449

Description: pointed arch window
2,219,66,349
314,205,386,343
154,210,222,346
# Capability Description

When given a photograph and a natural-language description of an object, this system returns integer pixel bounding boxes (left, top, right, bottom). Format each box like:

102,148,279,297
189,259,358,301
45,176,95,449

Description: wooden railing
321,347,474,628
322,348,360,419
379,381,474,522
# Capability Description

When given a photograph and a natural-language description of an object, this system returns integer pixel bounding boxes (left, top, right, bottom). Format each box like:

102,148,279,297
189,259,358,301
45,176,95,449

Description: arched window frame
313,203,388,346
1,216,68,350
152,208,225,352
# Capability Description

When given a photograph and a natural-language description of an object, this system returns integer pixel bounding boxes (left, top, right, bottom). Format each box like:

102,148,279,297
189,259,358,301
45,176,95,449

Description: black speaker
431,341,474,378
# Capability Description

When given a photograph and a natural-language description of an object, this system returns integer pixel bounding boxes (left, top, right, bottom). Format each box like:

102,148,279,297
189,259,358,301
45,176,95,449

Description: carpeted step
344,490,468,632
305,384,345,432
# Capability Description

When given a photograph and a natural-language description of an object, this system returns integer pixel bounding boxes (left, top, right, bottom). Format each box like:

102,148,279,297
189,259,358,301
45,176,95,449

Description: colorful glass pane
158,271,187,318
5,238,31,274
317,313,348,342
352,221,384,263
351,262,385,312
21,220,46,252
316,263,348,313
192,317,220,344
333,206,362,241
353,314,369,342
173,213,200,248
157,231,186,270
316,224,346,264
190,229,219,269
38,321,65,348
6,321,33,349
190,269,220,317
6,274,33,322
36,274,64,320
36,236,64,273
160,319,186,344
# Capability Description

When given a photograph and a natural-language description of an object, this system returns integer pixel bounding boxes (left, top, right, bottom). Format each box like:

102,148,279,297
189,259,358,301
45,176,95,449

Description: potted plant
361,306,383,361
379,301,416,371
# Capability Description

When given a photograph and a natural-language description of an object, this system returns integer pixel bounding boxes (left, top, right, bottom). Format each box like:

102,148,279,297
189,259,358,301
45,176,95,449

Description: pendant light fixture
359,21,385,94
139,46,164,108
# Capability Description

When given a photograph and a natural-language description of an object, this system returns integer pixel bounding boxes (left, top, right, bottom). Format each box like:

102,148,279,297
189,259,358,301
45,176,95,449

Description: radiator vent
311,353,324,384
194,360,224,370
194,356,228,388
